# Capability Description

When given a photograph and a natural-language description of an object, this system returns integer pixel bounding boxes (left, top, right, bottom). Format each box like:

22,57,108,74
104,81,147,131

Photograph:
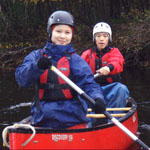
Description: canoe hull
7,97,138,149
9,112,138,149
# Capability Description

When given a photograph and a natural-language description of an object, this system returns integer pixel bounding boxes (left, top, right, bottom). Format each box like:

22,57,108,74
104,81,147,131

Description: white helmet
93,22,112,42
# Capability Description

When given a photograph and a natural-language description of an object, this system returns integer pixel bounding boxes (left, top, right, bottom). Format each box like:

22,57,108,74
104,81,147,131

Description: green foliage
0,0,150,70
121,8,150,22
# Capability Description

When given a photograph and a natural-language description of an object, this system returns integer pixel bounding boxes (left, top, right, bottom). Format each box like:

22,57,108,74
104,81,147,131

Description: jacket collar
43,41,76,60
94,46,111,57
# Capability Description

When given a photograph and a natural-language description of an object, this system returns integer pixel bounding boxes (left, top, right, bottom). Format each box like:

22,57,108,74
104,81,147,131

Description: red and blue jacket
15,41,105,129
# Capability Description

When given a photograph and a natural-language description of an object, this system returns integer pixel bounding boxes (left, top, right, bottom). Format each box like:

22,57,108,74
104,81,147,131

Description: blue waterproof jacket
15,41,105,129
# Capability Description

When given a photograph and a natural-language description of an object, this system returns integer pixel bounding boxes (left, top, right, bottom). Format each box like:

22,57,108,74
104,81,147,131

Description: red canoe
3,97,138,149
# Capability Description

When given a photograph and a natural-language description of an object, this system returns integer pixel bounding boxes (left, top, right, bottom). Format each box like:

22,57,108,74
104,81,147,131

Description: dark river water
0,68,150,149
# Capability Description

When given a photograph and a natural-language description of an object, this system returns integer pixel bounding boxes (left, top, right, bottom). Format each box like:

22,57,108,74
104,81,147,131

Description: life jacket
82,48,121,85
38,54,76,101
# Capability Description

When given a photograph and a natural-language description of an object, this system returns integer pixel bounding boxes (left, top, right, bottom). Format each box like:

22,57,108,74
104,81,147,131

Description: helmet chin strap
48,25,55,39
48,33,52,41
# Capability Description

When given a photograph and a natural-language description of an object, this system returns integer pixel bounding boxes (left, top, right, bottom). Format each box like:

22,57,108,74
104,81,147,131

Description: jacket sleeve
70,54,105,102
106,48,124,75
15,49,44,87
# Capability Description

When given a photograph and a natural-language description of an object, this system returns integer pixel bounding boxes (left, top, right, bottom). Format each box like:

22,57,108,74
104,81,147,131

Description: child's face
51,25,73,45
95,32,109,50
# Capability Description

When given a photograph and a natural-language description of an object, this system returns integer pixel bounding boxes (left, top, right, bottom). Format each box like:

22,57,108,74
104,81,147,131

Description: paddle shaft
94,73,100,78
50,65,149,150
105,111,150,149
51,65,95,105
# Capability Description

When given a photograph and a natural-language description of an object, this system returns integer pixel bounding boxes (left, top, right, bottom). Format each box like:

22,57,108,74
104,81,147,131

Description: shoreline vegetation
0,0,150,71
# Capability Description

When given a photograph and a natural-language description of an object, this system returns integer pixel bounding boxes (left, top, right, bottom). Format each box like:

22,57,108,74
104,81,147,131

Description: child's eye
66,31,71,34
56,30,61,33
104,34,109,37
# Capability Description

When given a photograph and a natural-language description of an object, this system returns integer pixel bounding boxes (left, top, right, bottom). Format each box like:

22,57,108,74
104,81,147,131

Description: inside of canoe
9,96,137,132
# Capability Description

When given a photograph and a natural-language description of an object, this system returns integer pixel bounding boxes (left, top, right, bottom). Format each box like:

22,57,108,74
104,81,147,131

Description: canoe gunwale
8,97,137,134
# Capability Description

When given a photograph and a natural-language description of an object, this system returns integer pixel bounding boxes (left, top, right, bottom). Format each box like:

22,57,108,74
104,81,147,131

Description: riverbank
0,10,150,71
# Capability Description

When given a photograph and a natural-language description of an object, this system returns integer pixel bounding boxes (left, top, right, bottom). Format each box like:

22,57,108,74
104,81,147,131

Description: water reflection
2,102,32,111
0,69,150,149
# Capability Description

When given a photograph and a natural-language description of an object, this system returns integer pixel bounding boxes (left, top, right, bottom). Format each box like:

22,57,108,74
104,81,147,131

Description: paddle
50,65,150,150
94,73,100,78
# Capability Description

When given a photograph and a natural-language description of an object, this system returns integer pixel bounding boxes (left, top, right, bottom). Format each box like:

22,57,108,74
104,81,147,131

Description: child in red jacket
81,22,129,117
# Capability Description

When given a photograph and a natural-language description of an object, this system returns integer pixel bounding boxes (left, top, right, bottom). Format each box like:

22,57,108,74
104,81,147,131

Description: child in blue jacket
15,10,106,129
